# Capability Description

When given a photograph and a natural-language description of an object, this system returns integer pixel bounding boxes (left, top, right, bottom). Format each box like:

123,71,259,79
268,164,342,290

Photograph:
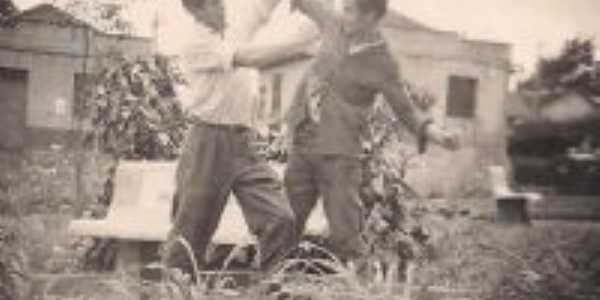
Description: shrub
0,218,31,300
415,219,600,300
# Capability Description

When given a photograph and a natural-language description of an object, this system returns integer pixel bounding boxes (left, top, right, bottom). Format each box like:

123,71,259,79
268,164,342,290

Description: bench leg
116,241,142,278
115,242,162,276
114,242,163,299
496,198,530,225
114,241,142,299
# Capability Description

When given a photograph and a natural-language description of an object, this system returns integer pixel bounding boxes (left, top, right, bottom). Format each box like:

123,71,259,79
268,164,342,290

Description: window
73,73,92,119
446,75,478,118
0,67,28,150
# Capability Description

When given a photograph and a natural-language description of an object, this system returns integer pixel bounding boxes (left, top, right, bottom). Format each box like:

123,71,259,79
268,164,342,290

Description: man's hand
426,124,461,151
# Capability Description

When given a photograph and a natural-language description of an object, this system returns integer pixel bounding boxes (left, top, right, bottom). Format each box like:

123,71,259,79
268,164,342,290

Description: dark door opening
0,67,28,151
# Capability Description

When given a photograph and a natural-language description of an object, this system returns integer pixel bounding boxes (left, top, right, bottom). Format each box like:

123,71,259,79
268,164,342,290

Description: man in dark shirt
286,0,460,261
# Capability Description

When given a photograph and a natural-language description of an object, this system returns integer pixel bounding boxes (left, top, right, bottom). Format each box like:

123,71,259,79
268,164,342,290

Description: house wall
0,21,152,146
0,48,86,130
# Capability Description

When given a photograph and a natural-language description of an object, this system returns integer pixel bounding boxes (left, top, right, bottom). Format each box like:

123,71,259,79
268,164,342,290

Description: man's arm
232,0,324,69
185,0,318,72
291,0,336,31
381,79,459,152
356,49,459,152
233,26,318,69
378,79,432,140
184,23,318,71
183,0,284,73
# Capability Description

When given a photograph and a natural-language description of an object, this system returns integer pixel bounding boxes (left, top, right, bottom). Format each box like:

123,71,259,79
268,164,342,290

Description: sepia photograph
0,0,599,299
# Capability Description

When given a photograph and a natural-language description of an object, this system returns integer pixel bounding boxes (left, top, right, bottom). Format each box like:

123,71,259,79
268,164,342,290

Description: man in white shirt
163,0,317,277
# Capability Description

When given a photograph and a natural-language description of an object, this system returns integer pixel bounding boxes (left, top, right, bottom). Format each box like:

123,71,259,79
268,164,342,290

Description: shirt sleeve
355,47,432,138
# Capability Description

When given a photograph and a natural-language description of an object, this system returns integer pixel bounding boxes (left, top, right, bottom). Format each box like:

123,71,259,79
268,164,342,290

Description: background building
0,4,152,149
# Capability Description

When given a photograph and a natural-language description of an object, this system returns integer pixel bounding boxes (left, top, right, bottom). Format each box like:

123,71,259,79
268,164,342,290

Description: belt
189,116,251,133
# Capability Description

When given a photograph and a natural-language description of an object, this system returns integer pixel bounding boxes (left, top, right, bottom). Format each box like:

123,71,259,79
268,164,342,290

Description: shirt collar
347,30,386,56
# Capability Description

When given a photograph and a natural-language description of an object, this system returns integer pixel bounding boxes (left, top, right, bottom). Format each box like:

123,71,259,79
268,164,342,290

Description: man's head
340,0,388,35
181,0,225,33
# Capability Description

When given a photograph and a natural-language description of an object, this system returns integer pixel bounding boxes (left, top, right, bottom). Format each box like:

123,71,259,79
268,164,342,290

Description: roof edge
16,3,100,32
15,4,151,42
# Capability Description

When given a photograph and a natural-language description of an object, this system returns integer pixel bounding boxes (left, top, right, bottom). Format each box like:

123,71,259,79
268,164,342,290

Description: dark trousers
163,123,296,274
284,152,367,260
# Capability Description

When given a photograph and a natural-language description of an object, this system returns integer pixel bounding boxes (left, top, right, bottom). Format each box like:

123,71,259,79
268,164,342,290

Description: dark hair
355,0,388,19
181,0,205,14
181,0,225,33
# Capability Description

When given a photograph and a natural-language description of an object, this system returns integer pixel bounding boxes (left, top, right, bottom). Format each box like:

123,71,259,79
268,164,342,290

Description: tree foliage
512,38,600,152
520,37,600,97
52,0,133,34
0,0,17,26
0,219,30,300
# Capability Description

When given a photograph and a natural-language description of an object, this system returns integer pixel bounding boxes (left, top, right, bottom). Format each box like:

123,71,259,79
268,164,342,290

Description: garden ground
3,149,600,300
28,215,600,300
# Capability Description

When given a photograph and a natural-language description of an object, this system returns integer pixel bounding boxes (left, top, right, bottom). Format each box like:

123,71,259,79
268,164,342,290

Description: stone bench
69,160,328,276
488,165,543,224
69,161,176,277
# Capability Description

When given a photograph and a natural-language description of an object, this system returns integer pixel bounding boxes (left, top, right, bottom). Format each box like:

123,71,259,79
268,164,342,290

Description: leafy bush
0,148,114,277
84,54,188,161
521,37,600,97
3,149,77,215
359,85,438,270
81,52,188,198
416,219,600,300
0,218,31,300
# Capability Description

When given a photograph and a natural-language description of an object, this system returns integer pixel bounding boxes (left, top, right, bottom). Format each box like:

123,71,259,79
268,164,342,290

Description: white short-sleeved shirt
171,0,281,129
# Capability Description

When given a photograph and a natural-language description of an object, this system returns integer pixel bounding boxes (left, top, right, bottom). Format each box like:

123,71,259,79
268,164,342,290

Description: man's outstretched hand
426,124,461,151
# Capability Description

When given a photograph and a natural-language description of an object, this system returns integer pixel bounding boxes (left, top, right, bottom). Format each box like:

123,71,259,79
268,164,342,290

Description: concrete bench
488,165,543,224
69,160,329,275
69,161,177,276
